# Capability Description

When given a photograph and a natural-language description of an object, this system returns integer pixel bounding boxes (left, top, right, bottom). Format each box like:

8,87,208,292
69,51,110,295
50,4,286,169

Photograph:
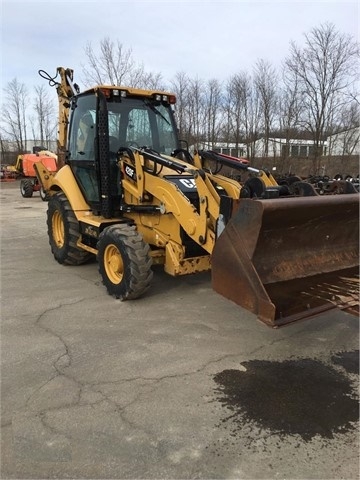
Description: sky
1,0,359,95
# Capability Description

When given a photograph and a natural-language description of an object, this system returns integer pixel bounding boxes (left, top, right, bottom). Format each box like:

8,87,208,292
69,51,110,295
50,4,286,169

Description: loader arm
121,150,220,254
194,150,280,198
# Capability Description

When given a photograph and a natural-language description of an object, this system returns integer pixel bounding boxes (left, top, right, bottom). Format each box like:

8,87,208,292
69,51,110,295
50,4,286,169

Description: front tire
47,192,92,265
97,224,153,300
20,179,33,197
40,186,49,201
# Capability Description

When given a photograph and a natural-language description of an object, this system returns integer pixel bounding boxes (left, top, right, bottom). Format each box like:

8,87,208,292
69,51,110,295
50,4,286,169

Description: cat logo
179,178,196,189
124,164,136,180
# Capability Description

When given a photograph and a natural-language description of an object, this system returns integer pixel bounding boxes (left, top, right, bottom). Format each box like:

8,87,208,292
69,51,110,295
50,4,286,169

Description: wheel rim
52,210,65,248
104,244,123,284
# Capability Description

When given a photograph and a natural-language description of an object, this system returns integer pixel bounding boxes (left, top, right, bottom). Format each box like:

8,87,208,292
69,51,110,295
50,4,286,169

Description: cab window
69,95,97,161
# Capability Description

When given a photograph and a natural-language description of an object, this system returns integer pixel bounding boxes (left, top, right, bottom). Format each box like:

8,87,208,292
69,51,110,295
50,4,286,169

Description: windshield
107,97,179,155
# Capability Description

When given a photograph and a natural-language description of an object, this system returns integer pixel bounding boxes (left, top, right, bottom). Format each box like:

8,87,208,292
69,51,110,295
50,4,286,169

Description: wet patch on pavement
213,355,359,442
331,350,359,374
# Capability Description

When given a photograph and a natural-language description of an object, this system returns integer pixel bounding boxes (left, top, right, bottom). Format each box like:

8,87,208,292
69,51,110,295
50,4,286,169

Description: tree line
1,23,359,168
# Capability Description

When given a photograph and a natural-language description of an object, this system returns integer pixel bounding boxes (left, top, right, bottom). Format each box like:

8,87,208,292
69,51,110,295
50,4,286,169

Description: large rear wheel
20,179,33,198
47,192,92,265
97,224,153,300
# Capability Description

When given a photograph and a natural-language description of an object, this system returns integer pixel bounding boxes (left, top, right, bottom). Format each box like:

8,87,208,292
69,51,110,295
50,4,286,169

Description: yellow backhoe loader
35,67,359,327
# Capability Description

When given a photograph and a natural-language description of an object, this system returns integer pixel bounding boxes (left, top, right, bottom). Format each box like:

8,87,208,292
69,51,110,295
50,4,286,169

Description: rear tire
47,192,92,265
20,179,33,198
97,224,153,300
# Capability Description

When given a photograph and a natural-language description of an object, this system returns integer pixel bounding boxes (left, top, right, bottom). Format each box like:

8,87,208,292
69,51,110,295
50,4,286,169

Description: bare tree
140,71,165,90
170,72,191,143
2,78,28,152
186,77,207,148
82,37,163,89
285,23,359,171
328,100,360,155
243,78,262,160
171,73,207,148
82,38,135,86
224,72,261,159
33,84,57,149
254,59,278,156
204,78,223,148
278,65,303,158
224,74,245,147
0,132,10,162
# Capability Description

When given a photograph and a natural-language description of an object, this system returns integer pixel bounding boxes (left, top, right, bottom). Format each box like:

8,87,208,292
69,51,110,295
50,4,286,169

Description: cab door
67,92,101,210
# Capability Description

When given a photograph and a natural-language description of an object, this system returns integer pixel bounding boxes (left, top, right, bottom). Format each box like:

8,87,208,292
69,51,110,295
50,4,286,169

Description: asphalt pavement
1,180,359,479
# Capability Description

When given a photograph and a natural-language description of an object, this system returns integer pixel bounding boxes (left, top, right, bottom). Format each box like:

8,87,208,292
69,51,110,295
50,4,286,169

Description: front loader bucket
212,194,359,327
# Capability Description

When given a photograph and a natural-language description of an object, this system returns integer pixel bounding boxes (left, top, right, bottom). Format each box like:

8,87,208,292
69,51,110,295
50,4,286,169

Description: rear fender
35,163,90,212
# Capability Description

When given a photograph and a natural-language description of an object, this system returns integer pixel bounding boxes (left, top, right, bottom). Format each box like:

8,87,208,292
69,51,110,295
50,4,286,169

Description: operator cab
67,87,180,216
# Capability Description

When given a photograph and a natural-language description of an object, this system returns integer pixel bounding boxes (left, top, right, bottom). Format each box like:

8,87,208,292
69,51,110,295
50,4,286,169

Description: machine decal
164,175,197,193
124,164,137,181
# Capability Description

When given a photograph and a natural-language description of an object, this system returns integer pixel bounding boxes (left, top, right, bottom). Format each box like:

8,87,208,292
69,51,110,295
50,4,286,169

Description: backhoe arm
39,67,79,168
56,67,79,167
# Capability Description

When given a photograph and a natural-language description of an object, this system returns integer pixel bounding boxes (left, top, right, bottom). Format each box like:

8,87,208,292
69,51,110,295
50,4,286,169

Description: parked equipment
9,150,57,200
35,67,359,327
276,173,359,195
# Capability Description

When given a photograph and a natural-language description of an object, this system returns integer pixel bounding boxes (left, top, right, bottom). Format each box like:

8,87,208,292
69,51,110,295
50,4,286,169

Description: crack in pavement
18,296,315,442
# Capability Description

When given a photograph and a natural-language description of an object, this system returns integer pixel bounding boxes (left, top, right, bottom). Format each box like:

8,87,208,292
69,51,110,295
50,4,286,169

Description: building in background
253,137,327,158
193,142,248,158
